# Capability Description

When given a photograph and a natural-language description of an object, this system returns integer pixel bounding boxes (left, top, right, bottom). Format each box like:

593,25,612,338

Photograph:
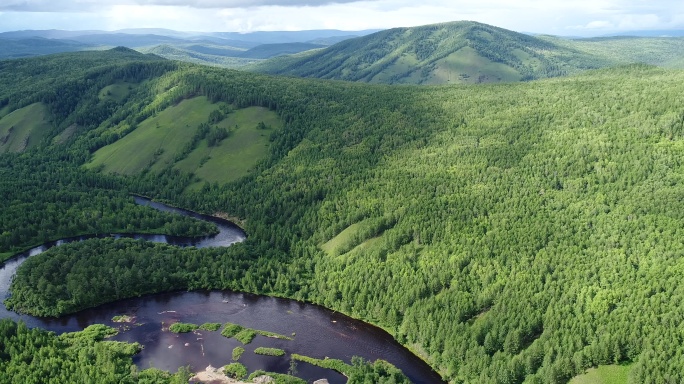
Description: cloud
0,0,369,12
0,0,682,35
577,20,615,30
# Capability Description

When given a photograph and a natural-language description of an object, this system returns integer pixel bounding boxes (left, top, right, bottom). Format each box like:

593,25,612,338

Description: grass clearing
0,103,52,153
99,81,137,103
321,222,363,256
569,364,632,384
347,236,383,256
437,47,521,84
321,217,392,256
178,106,282,186
88,96,222,174
53,124,79,145
88,98,282,185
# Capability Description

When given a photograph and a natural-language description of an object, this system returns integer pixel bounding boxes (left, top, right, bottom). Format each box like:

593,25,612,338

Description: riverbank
213,212,247,230
0,198,441,383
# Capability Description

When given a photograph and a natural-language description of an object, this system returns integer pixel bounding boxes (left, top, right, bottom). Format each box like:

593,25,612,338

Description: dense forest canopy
1,48,684,383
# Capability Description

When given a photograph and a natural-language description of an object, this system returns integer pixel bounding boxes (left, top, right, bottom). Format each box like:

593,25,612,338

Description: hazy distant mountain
0,28,373,64
66,33,191,48
0,30,102,40
601,30,684,37
139,44,259,68
239,42,326,59
0,37,91,59
209,29,380,44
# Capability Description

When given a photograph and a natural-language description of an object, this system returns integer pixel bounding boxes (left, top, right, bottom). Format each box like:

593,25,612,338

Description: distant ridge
0,28,375,67
251,21,612,84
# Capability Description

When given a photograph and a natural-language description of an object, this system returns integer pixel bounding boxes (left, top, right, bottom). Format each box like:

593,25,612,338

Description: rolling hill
139,44,259,67
0,37,91,59
2,48,684,383
137,41,327,68
0,28,374,67
544,35,684,68
251,21,614,84
251,21,684,85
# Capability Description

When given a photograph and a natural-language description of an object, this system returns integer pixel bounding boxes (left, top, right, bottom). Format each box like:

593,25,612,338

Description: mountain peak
252,21,601,85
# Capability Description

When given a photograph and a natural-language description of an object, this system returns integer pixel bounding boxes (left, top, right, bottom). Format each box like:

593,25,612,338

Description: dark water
0,197,444,384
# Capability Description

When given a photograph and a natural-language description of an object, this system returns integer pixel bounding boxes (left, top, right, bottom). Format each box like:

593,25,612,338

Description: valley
1,21,684,383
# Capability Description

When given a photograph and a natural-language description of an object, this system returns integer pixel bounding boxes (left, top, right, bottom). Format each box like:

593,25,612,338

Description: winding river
0,197,444,384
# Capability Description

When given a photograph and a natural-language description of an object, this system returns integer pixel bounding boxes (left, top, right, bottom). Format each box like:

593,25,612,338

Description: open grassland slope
570,364,632,384
87,96,282,185
0,102,52,153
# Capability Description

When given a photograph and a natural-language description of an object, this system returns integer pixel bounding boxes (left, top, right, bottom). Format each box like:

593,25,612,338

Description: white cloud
579,20,616,30
0,0,682,35
1,0,369,12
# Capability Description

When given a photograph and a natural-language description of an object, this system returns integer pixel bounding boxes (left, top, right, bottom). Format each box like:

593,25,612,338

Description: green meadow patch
570,364,632,384
321,216,394,256
88,96,221,175
177,106,282,186
99,81,137,103
0,103,52,153
88,96,282,185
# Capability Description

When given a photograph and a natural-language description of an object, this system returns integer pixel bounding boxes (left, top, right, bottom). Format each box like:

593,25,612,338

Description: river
0,197,444,384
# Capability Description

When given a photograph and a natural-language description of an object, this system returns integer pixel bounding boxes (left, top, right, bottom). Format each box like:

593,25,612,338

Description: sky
0,0,682,36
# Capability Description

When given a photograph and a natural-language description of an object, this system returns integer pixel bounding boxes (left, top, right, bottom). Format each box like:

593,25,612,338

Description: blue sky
0,0,682,36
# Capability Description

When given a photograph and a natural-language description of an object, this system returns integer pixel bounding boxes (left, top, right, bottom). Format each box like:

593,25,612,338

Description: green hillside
88,96,223,175
87,96,282,184
2,49,684,383
0,102,52,153
570,364,632,384
251,21,611,84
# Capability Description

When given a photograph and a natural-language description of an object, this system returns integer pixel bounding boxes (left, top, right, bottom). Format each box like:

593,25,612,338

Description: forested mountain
251,21,684,85
2,48,684,383
250,21,614,84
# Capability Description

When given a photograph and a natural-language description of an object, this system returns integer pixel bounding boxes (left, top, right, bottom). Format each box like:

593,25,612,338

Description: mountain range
4,22,684,87
251,21,684,84
0,28,377,61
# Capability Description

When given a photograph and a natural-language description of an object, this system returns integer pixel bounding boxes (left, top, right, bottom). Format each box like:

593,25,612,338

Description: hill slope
252,21,612,84
2,50,684,383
